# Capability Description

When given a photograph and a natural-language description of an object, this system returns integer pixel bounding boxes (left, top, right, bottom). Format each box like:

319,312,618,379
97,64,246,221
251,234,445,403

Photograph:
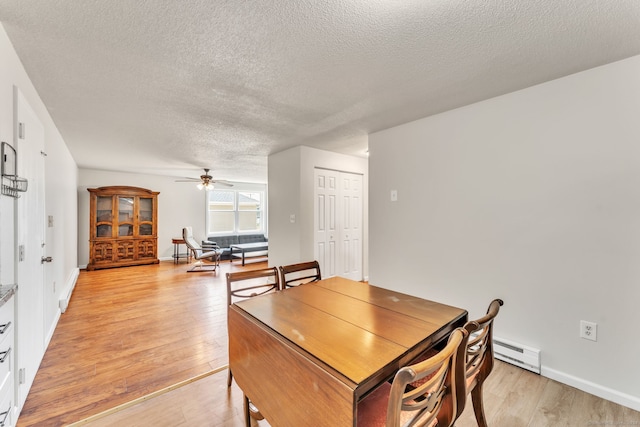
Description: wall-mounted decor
1,141,28,198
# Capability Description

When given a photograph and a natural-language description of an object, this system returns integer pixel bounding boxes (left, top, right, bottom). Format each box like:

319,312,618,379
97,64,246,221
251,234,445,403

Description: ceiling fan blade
175,178,199,182
212,180,234,187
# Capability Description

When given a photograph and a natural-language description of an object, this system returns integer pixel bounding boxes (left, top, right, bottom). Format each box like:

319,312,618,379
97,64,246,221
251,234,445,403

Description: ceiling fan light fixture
197,181,214,190
177,168,230,190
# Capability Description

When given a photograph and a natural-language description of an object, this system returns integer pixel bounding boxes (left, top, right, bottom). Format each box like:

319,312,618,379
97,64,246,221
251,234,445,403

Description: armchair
182,227,221,272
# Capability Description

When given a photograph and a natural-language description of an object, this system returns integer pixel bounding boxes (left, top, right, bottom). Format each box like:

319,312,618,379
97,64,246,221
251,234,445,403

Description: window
207,190,264,235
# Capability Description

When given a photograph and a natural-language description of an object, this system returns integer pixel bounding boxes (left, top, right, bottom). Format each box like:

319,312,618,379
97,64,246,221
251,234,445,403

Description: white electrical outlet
390,190,398,202
580,320,597,342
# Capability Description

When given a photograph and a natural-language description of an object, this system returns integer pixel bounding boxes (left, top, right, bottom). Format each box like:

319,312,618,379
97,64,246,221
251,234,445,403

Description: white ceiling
2,0,640,183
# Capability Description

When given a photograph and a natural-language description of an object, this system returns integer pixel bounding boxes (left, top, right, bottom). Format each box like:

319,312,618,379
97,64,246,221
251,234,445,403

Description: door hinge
18,122,26,139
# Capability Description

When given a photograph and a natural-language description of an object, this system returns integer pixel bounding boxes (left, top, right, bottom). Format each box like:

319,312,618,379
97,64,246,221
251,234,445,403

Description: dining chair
182,227,221,272
226,267,280,426
279,260,321,289
357,327,469,427
463,299,503,427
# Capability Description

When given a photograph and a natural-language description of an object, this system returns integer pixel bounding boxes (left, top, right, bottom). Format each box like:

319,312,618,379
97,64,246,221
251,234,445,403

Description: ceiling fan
175,169,233,190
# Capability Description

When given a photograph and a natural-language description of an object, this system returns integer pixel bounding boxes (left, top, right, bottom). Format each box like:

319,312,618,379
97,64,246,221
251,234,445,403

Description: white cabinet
0,290,15,427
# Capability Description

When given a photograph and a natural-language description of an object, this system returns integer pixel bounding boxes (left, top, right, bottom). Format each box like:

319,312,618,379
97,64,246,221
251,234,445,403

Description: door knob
41,256,53,263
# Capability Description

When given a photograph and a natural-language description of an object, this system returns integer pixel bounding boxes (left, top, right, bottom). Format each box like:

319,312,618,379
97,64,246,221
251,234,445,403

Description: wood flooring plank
489,368,547,427
570,389,635,427
528,380,577,427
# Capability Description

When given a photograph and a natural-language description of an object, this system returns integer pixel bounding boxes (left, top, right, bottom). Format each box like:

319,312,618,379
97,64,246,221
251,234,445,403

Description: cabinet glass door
118,196,134,237
96,196,113,237
138,197,153,236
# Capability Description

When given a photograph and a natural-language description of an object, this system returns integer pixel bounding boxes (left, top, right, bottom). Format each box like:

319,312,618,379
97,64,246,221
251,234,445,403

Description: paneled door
314,169,338,277
15,87,46,410
314,168,363,281
339,173,363,280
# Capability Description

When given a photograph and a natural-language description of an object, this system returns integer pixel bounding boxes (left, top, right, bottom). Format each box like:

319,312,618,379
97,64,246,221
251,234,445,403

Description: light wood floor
17,260,640,426
75,359,640,427
17,259,265,426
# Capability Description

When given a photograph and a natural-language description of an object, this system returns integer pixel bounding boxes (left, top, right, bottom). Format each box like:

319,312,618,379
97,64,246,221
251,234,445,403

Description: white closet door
314,169,338,277
339,173,362,281
314,168,363,281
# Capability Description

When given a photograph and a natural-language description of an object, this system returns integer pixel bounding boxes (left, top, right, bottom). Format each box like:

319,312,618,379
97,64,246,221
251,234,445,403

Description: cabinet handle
0,347,10,363
0,322,10,334
0,406,8,426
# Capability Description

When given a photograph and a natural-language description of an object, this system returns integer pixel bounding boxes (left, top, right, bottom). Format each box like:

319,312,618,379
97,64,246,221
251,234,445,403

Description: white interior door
314,169,338,277
15,88,46,410
314,168,363,280
339,173,362,281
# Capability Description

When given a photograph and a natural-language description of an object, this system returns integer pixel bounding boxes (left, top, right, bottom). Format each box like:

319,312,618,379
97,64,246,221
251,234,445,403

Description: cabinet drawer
0,360,12,427
0,378,12,427
0,330,12,393
0,301,13,341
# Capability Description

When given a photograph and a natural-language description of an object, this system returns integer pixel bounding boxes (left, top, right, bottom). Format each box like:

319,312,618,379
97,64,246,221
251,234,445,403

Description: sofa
202,234,268,261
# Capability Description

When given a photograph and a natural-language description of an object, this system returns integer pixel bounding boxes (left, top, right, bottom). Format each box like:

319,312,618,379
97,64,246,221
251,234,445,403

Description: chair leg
243,394,264,426
243,394,252,427
471,382,488,427
227,368,233,387
186,259,218,272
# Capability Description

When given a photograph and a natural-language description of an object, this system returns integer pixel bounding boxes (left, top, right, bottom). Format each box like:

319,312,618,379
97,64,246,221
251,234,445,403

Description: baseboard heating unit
493,337,541,374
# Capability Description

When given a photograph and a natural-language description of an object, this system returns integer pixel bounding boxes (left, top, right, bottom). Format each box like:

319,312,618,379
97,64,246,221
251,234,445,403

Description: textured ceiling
2,0,640,183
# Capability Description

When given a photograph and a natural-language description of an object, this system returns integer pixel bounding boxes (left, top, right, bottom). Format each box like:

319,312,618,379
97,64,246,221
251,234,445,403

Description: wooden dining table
228,276,468,426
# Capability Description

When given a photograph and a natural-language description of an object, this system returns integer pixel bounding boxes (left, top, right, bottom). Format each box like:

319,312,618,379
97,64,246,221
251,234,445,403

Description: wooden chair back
279,261,321,289
225,267,280,404
357,327,469,427
463,298,504,427
226,267,280,308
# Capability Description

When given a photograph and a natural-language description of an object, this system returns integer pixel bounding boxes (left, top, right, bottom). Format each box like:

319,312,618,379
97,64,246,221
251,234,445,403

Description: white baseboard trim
542,365,640,412
46,308,61,348
59,267,80,313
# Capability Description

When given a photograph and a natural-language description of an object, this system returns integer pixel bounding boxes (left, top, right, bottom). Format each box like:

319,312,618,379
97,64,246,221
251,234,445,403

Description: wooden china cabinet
87,186,160,270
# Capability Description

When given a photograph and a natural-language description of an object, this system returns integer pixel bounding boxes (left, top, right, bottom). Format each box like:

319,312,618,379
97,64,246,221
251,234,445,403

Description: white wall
267,147,303,268
0,22,79,340
78,169,208,267
78,169,267,267
369,55,640,410
268,146,369,276
0,23,79,417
